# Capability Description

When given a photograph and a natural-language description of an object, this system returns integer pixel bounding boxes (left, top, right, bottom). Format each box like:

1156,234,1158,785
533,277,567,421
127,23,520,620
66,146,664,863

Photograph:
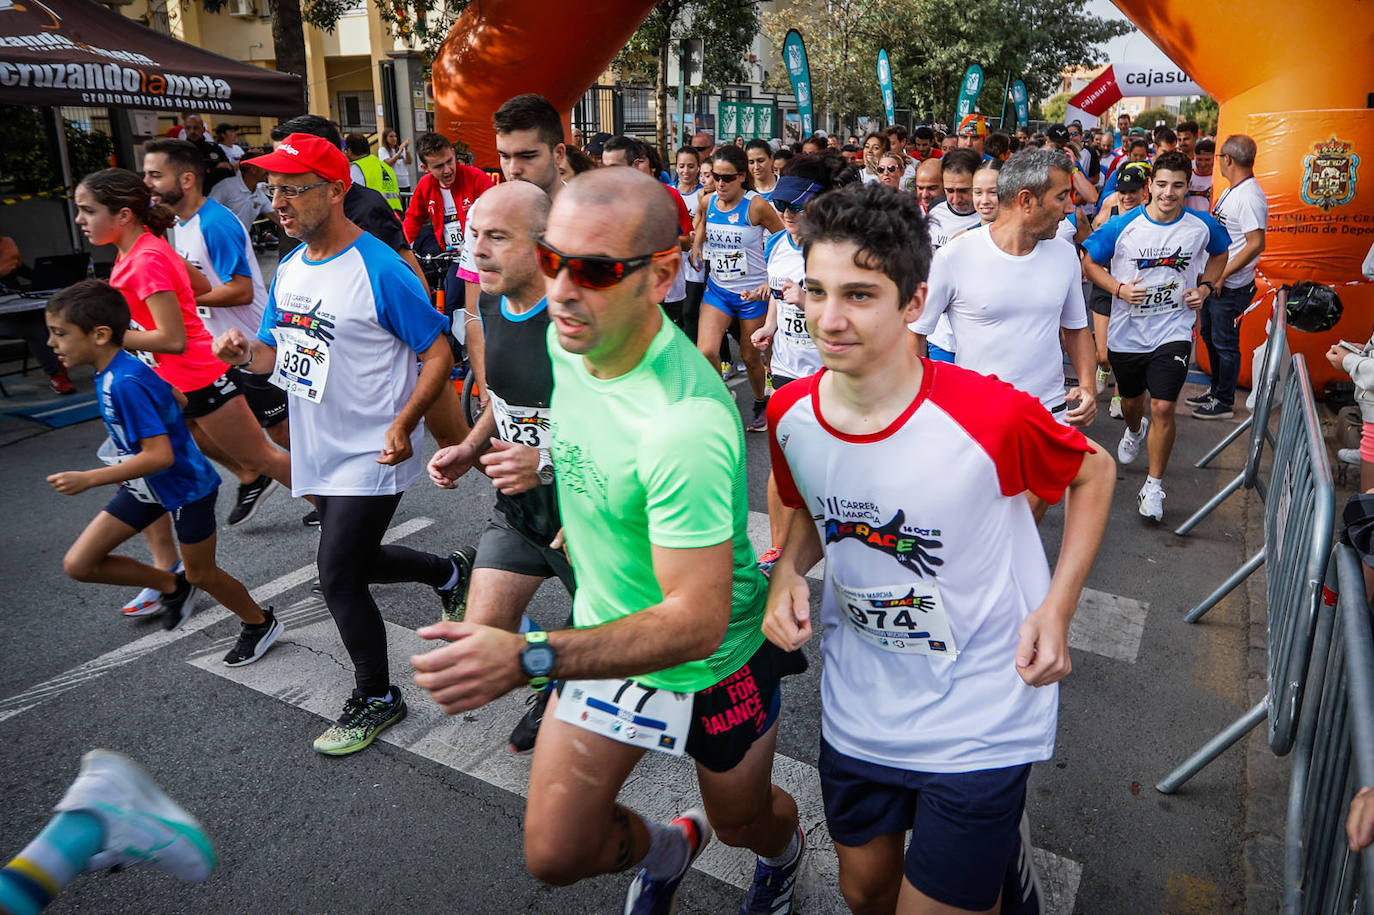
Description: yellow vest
355,153,402,212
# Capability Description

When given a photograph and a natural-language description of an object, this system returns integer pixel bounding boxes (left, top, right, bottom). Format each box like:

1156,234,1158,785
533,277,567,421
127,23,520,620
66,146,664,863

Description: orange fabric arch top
431,0,659,170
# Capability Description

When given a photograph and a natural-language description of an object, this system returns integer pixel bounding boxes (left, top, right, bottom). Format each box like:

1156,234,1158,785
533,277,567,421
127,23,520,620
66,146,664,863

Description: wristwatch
520,630,556,690
1199,280,1215,295
537,459,555,486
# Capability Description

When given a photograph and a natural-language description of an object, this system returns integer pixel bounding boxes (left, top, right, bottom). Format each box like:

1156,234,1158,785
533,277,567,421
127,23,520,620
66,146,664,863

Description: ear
645,252,680,304
553,143,566,167
92,324,114,346
901,281,928,326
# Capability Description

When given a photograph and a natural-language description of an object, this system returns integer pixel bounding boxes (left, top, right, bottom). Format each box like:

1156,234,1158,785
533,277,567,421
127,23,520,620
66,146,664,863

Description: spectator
378,127,413,207
985,132,1011,161
0,236,75,393
214,124,244,168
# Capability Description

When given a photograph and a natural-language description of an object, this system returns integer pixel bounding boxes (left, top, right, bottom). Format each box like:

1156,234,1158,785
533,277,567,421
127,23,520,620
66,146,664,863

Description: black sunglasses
771,199,805,215
713,172,740,183
535,236,677,290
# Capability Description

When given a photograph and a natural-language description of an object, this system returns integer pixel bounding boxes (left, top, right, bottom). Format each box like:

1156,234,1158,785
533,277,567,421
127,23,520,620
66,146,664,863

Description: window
337,91,376,133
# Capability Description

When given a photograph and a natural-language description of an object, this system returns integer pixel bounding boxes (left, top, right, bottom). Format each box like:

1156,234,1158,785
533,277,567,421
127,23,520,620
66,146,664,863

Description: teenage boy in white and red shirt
763,181,1115,915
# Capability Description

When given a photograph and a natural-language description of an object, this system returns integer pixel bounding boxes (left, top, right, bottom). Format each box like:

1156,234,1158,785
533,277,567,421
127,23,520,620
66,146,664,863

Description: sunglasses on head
535,237,678,290
713,171,740,183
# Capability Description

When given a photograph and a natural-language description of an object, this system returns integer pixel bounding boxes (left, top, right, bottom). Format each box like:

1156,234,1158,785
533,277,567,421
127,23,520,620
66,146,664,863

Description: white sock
638,818,690,880
1146,475,1163,489
760,828,801,867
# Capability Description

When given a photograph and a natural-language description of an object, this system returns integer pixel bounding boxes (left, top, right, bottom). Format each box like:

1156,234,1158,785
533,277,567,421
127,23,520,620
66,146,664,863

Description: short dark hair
143,137,205,178
343,133,371,156
1128,137,1149,153
1194,138,1216,155
416,131,453,162
913,126,934,142
603,135,647,164
940,147,981,177
493,93,564,148
773,147,795,164
781,153,834,190
984,132,1011,159
1154,126,1177,145
744,138,772,156
674,145,700,163
1152,150,1193,181
273,114,341,147
1176,120,1199,136
214,122,236,139
799,181,931,306
840,143,859,154
46,279,130,344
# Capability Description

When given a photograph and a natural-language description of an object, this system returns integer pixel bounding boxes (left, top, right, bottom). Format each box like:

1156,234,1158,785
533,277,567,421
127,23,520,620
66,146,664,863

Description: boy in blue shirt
45,279,282,665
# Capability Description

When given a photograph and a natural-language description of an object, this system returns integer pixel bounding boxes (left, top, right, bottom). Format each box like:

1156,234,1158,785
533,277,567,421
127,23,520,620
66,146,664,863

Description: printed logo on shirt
550,434,608,506
1134,247,1193,272
822,508,944,577
274,293,337,342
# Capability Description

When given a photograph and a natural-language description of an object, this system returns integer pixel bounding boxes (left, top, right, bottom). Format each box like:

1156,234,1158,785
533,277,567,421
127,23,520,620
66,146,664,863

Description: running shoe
53,749,216,882
508,687,551,754
757,547,783,578
302,509,321,527
222,608,284,667
48,367,77,395
313,687,407,756
747,397,769,433
1137,481,1166,522
226,474,279,526
1108,396,1123,419
436,546,477,623
623,808,713,915
1116,416,1149,465
1191,398,1235,420
999,811,1045,915
1095,367,1111,391
1338,448,1362,466
1184,390,1214,408
721,361,737,381
738,825,804,914
159,572,199,631
121,560,184,618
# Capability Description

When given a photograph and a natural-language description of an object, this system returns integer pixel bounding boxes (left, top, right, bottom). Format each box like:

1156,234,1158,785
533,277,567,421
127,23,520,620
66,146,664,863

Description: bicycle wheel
461,374,482,428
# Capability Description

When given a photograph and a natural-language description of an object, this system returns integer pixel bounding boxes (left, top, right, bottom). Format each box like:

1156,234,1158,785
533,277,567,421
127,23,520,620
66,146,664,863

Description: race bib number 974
833,579,958,659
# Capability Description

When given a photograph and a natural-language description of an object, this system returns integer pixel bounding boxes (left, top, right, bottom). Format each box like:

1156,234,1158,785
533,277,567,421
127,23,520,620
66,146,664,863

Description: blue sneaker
623,808,712,914
739,825,804,913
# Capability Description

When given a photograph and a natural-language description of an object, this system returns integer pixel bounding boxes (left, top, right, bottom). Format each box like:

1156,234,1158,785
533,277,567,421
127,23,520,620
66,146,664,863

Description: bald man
914,156,944,213
411,167,806,913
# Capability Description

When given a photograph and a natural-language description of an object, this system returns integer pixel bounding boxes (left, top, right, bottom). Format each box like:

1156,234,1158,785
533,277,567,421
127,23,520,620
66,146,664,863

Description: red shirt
401,166,494,250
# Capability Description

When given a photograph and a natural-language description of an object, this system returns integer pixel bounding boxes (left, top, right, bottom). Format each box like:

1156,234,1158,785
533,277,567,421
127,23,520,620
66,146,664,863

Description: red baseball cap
248,132,351,187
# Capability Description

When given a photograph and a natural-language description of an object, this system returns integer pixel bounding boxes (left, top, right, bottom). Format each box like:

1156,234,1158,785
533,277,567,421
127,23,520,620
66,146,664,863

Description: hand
1015,604,1072,687
1349,785,1374,852
1118,276,1147,306
377,423,414,465
761,571,813,651
47,470,93,495
1064,383,1098,426
740,283,770,303
401,138,410,149
750,323,776,350
411,622,526,715
428,443,478,488
478,437,541,494
212,327,251,365
781,277,804,307
1182,286,1209,310
549,527,566,550
689,246,703,270
1326,344,1348,371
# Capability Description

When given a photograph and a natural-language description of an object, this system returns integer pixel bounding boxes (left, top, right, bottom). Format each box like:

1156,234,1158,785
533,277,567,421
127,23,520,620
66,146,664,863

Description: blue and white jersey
97,350,220,509
172,197,268,339
1083,207,1230,354
764,230,820,380
704,191,767,294
258,232,448,497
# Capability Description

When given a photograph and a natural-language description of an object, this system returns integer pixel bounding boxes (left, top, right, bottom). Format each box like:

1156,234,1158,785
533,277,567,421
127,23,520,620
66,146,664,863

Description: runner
763,179,1114,915
913,157,944,213
46,279,281,662
1082,151,1230,521
674,145,706,343
411,167,806,915
1089,161,1152,419
919,148,982,362
210,133,465,755
860,133,886,184
1184,138,1215,212
749,158,831,575
142,138,292,525
691,145,785,432
745,139,778,198
876,153,905,190
963,157,1002,230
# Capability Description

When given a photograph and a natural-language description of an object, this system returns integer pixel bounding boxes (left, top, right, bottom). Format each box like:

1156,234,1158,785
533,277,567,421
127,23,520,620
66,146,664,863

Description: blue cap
770,175,823,209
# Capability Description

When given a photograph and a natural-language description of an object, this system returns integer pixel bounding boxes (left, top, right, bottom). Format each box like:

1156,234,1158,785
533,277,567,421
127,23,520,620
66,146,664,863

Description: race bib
1129,280,1183,317
97,437,159,505
196,305,212,321
127,319,159,369
269,326,331,402
555,678,693,757
777,302,815,349
443,217,463,249
489,390,551,449
710,248,746,281
833,579,958,659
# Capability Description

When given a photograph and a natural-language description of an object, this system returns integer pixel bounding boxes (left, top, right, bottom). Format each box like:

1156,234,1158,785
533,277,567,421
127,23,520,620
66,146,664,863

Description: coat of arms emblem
1301,136,1359,211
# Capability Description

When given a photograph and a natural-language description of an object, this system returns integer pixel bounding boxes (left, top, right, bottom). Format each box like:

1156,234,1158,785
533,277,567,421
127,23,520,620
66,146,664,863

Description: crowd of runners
4,92,1317,915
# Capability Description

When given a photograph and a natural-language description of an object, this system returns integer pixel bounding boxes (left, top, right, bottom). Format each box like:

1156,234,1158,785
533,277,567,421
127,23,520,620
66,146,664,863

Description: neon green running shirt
547,313,767,692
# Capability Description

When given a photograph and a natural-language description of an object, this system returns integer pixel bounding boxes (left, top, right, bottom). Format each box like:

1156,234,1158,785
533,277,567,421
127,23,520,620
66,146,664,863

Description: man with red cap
210,133,472,756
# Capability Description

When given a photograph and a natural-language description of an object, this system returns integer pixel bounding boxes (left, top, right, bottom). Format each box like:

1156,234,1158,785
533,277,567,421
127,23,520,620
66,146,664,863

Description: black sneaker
226,475,279,526
747,396,769,433
435,547,476,623
312,687,407,755
1183,390,1214,408
222,608,284,667
160,572,200,631
1191,398,1235,420
508,687,551,754
302,509,321,527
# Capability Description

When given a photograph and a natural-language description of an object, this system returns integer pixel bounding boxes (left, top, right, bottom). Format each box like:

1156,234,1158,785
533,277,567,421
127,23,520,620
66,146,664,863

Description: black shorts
229,367,288,428
771,374,798,390
685,639,808,773
473,510,575,593
1109,341,1191,403
1088,283,1113,317
181,371,240,419
104,485,219,545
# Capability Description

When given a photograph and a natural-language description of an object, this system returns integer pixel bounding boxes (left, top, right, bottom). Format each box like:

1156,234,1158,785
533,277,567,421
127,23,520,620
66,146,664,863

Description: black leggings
315,493,452,697
682,281,706,345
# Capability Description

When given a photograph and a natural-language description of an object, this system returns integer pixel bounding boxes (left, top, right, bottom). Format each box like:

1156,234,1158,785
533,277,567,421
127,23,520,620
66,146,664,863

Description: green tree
761,0,884,134
1042,91,1071,123
1134,106,1174,130
1179,95,1219,136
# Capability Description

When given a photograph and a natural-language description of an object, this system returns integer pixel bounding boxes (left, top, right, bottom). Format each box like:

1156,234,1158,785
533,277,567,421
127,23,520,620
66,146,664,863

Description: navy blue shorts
819,738,1030,911
104,485,220,546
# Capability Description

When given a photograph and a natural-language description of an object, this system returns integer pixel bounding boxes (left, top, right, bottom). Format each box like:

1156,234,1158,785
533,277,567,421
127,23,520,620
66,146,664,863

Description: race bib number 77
555,678,693,757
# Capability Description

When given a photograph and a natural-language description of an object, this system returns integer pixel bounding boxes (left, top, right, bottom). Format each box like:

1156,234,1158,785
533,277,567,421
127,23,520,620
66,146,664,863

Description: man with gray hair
912,149,1097,444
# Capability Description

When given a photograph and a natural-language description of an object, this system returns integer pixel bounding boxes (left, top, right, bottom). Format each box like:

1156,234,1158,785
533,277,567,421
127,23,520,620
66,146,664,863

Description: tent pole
50,108,82,252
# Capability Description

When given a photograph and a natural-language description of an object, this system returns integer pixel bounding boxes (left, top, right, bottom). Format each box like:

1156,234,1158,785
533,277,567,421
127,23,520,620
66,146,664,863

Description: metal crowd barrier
1177,289,1289,536
1284,543,1374,913
1158,356,1335,793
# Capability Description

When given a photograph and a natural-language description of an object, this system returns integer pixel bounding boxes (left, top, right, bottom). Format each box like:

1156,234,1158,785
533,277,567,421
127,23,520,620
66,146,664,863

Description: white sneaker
1117,416,1150,465
1108,396,1123,419
121,560,184,618
54,749,216,882
1138,482,1166,522
1338,448,1362,466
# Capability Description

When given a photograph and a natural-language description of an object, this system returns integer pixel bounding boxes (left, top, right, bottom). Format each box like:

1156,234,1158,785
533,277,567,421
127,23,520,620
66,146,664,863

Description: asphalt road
0,366,1265,914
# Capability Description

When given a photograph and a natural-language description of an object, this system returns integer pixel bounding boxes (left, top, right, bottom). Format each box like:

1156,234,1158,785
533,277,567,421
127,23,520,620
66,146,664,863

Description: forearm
1082,259,1118,295
1200,252,1228,287
1042,445,1114,620
547,599,728,681
229,340,276,374
1218,241,1260,283
777,508,823,579
123,329,185,355
394,344,453,432
82,454,173,486
462,403,497,453
195,282,252,309
465,308,487,400
1065,327,1097,393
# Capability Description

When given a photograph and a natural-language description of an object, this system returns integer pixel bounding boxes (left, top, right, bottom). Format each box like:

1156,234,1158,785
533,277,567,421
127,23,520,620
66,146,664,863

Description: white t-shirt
922,201,982,353
768,363,1092,772
349,162,366,188
207,174,273,232
218,142,244,166
256,233,448,497
172,198,268,339
1055,213,1079,246
764,230,819,381
380,144,411,189
911,227,1086,411
1185,171,1213,212
901,162,916,192
1082,207,1231,353
1211,177,1267,288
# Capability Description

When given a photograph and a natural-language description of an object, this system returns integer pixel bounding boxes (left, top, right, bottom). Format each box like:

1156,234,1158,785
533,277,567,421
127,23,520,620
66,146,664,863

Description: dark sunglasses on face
877,165,900,174
535,237,678,290
771,199,805,215
713,171,740,183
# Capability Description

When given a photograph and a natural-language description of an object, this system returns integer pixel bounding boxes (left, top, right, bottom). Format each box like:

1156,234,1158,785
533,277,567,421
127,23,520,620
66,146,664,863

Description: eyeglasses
535,237,678,290
263,181,331,200
876,165,901,174
713,172,740,183
772,200,805,215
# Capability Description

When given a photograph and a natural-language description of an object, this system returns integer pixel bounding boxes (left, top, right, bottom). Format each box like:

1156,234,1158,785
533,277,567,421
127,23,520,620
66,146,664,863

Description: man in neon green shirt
412,167,805,914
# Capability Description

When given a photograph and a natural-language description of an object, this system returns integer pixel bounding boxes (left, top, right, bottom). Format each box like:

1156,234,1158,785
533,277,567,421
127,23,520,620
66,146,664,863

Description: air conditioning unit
227,0,257,18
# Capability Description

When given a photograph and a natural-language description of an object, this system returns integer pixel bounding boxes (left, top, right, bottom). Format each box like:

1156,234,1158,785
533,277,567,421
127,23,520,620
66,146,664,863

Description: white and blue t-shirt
97,350,219,509
172,197,268,339
704,191,768,294
764,230,820,381
257,232,448,497
1082,207,1230,354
